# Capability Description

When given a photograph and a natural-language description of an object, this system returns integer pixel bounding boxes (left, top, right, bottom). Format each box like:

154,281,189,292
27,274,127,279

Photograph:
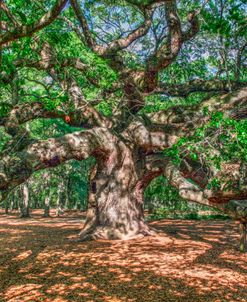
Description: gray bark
239,222,247,253
78,146,155,240
43,194,50,217
19,183,30,218
56,181,64,216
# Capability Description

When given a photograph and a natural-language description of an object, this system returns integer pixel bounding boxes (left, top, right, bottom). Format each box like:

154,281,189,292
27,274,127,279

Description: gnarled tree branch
154,79,245,97
163,162,247,221
142,1,200,92
147,86,247,126
0,0,68,46
0,127,117,195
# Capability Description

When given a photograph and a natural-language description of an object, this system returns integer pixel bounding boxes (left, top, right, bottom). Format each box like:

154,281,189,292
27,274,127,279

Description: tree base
19,214,31,218
75,222,156,241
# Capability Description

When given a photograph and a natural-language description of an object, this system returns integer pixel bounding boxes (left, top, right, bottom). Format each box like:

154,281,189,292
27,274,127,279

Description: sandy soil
0,210,246,302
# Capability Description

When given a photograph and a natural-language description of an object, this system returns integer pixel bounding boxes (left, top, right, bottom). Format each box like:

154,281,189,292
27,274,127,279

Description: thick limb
0,128,103,195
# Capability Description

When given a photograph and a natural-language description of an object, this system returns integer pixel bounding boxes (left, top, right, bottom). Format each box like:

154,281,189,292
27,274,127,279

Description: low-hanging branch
0,128,101,195
153,79,246,97
147,87,247,125
163,163,247,220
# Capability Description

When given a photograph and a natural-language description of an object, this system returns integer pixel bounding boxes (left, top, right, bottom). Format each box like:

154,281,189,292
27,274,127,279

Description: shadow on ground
0,210,246,302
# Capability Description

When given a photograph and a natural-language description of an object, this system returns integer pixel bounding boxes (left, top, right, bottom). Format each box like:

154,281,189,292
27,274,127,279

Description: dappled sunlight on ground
0,210,246,301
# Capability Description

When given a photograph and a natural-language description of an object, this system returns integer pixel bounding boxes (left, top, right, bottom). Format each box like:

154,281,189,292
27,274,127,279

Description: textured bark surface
79,143,155,240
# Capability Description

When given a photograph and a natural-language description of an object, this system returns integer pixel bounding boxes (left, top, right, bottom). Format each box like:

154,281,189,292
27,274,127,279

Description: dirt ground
0,210,246,302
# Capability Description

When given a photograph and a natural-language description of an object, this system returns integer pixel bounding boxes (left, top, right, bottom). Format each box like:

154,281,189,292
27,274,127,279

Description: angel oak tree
0,0,246,248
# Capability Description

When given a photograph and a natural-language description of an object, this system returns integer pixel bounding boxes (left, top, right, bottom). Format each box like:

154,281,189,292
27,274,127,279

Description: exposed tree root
75,222,156,242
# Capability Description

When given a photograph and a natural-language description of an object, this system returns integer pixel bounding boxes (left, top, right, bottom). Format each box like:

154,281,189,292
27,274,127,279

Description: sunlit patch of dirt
0,210,246,302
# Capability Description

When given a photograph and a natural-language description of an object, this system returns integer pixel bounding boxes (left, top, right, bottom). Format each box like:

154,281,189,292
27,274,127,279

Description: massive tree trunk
79,144,154,240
